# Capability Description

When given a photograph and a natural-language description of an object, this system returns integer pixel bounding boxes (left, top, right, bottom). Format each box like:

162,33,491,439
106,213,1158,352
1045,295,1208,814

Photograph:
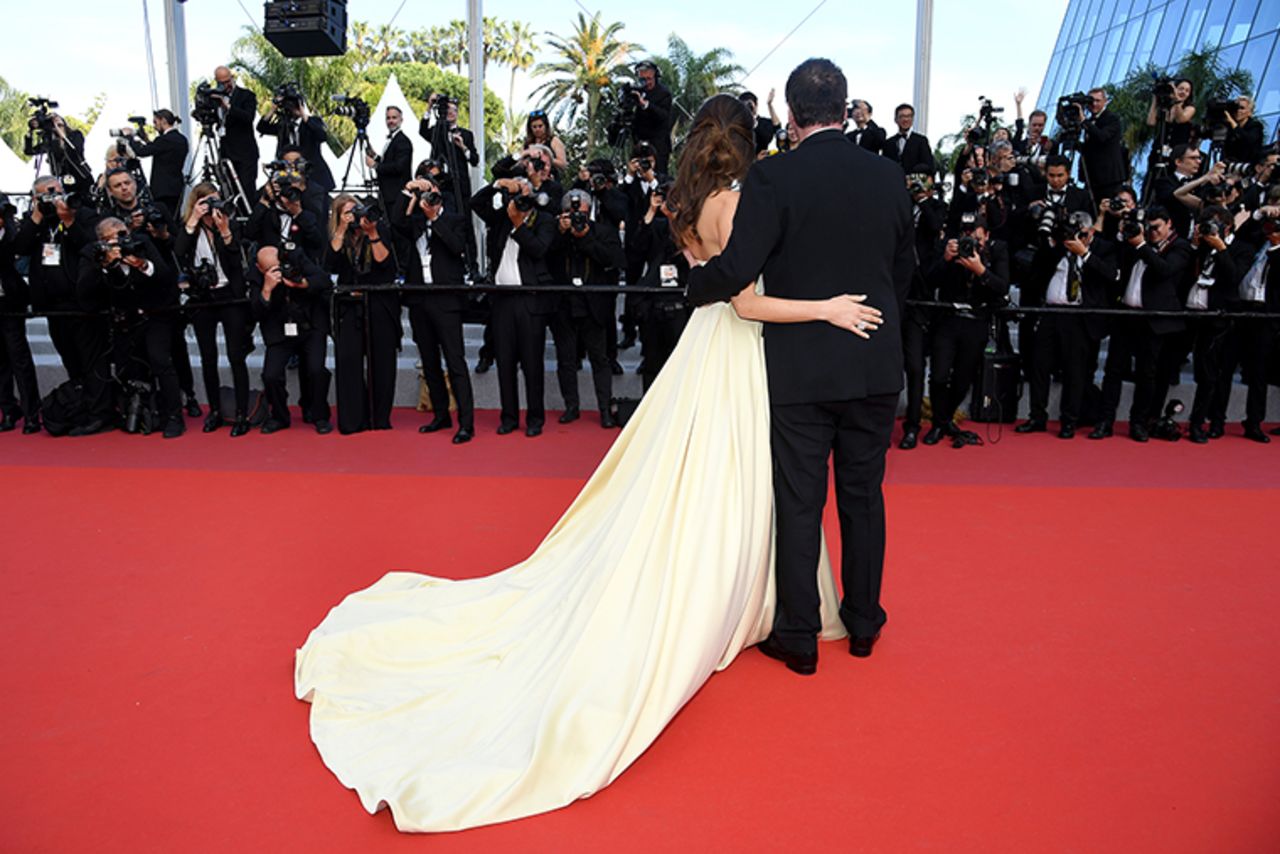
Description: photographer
173,183,252,436
257,83,335,195
120,110,189,217
1017,212,1117,438
1012,89,1055,158
883,103,935,176
523,109,569,176
326,196,400,434
1145,78,1197,175
629,184,690,391
211,66,260,200
0,196,42,433
922,213,1010,446
392,175,474,443
741,90,782,155
845,99,886,154
469,172,557,437
899,173,946,449
24,104,93,200
627,61,675,174
1150,144,1203,237
1183,206,1239,442
1221,97,1265,165
245,162,325,260
98,170,172,246
1076,88,1126,200
13,176,103,398
1091,205,1190,442
622,141,663,282
549,188,625,428
367,106,413,210
575,158,630,359
249,244,333,434
1228,194,1280,442
419,94,479,203
77,217,184,438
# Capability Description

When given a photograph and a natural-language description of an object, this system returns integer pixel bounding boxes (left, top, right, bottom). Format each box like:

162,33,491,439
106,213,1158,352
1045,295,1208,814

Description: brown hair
328,193,358,240
181,182,219,223
669,94,755,248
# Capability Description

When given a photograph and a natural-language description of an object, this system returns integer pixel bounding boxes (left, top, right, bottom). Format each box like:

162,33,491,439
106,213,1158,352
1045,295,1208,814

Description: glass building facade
1036,0,1280,140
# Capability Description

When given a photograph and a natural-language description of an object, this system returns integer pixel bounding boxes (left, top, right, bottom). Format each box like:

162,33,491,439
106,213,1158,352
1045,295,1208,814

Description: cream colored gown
294,289,846,833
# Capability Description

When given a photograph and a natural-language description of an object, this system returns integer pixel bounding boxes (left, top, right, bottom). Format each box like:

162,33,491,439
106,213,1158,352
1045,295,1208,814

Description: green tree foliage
0,76,34,159
651,35,744,141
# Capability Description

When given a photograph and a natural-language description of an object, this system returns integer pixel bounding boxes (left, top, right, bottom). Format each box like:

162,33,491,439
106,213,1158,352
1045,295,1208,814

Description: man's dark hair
1029,109,1047,121
859,100,873,115
895,103,915,116
785,58,847,128
1171,143,1195,162
1045,154,1071,171
738,91,758,105
1145,204,1171,222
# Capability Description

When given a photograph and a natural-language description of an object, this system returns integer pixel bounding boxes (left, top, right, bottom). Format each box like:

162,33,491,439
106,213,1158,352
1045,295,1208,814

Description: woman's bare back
687,189,740,263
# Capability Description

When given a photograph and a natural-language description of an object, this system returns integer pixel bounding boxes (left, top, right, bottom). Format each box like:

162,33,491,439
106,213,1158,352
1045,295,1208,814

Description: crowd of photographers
1,63,1277,447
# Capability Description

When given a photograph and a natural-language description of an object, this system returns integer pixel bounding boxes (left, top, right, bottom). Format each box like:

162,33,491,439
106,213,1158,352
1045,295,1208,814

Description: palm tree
446,20,469,75
653,35,744,139
532,12,636,155
500,21,538,146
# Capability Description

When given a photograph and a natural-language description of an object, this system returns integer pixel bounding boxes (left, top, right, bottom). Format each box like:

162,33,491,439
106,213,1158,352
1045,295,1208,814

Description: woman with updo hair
522,110,568,175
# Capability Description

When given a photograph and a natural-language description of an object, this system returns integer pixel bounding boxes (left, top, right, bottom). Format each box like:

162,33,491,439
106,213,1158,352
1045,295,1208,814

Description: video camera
331,94,370,131
272,81,304,113
26,96,59,137
1204,99,1240,142
108,116,149,139
192,81,225,127
1055,92,1092,133
1151,77,1178,110
429,94,457,121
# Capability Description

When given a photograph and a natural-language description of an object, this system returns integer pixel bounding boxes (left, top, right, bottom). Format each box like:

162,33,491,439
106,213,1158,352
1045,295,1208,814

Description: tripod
189,121,251,217
339,124,380,199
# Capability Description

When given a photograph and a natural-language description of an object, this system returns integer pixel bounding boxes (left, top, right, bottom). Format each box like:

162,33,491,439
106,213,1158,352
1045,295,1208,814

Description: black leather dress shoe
314,419,334,435
260,419,289,435
203,411,224,433
1129,423,1150,443
68,418,111,437
0,413,16,432
899,427,919,450
1208,422,1225,439
558,407,580,424
162,416,185,439
452,427,473,444
1243,423,1271,443
758,635,817,675
1188,424,1208,444
525,425,542,437
1088,421,1113,440
419,416,452,434
600,411,617,429
183,394,202,418
1058,423,1076,439
475,354,493,374
849,632,881,658
22,415,42,435
922,424,947,445
1015,419,1047,434
1271,425,1280,437
229,416,250,438
497,423,517,435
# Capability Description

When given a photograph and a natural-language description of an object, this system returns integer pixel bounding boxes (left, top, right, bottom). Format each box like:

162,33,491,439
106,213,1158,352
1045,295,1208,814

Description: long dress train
294,294,846,832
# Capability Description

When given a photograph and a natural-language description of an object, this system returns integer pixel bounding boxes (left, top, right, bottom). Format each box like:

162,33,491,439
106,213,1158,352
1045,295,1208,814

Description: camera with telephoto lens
36,190,64,219
272,81,304,113
955,212,982,258
330,94,370,130
413,186,443,208
192,81,223,126
501,180,550,212
1151,77,1177,110
566,192,590,232
92,231,146,266
278,241,308,283
1033,201,1087,244
185,259,219,300
1217,161,1255,180
1119,206,1146,241
350,201,382,223
906,173,932,195
1056,92,1092,132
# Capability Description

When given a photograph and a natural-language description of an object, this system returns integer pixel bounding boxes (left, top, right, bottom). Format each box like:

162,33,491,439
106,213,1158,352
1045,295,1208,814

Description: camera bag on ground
39,380,91,437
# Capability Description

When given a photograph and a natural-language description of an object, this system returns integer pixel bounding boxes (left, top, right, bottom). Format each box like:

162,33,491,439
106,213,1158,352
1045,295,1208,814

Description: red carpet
2,412,1277,852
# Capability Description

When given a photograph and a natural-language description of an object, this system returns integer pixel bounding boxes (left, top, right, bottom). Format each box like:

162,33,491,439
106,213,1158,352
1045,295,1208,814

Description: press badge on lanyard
284,322,299,337
42,243,61,266
659,264,679,287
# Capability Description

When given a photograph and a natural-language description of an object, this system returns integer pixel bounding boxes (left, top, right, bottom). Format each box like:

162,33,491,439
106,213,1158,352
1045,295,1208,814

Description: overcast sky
3,0,1069,144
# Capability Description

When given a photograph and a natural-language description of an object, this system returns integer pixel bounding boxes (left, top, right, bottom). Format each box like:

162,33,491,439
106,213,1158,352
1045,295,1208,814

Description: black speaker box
263,0,348,57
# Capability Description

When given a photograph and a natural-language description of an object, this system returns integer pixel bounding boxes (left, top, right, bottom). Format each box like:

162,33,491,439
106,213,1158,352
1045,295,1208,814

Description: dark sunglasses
529,110,547,119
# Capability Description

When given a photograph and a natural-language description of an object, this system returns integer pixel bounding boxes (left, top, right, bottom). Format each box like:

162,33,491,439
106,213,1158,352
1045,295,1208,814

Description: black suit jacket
173,222,248,300
687,130,914,405
257,114,335,190
470,184,558,314
1117,237,1192,334
1080,109,1126,190
12,208,98,309
846,120,886,154
375,130,413,207
1150,173,1197,238
882,130,936,176
76,234,178,314
631,82,674,159
392,207,469,311
131,129,190,202
244,202,325,261
928,239,1011,309
1222,118,1265,165
0,224,31,312
220,87,259,164
550,220,625,327
248,255,332,343
1027,240,1118,339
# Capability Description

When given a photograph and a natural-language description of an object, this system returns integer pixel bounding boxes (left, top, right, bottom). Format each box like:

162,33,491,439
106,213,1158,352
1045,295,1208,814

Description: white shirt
1122,245,1147,308
416,226,433,285
1046,253,1087,306
194,229,230,289
1239,243,1276,303
494,234,522,286
382,129,400,157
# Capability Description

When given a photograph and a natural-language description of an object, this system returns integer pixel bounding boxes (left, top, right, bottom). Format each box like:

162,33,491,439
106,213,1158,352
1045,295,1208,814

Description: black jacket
375,130,414,208
1026,238,1118,339
687,130,914,405
0,224,31,312
1080,109,1127,190
631,82,674,159
256,114,336,190
470,184,558,314
881,130,936,176
77,233,179,314
244,202,325,261
847,120,887,154
248,254,331,344
173,222,248,301
1116,236,1192,334
220,87,260,164
1222,118,1265,165
12,208,98,309
928,239,1011,310
131,129,190,202
550,220,625,327
392,208,469,312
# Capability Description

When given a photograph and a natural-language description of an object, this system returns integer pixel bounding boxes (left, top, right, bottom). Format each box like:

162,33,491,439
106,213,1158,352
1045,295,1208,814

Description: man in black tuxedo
392,175,475,444
124,110,189,217
1017,217,1118,438
629,61,675,174
739,90,781,155
1149,144,1202,238
687,58,914,673
1228,205,1280,442
368,106,413,211
419,96,480,207
1078,88,1127,200
1091,206,1190,441
0,198,42,433
1221,97,1265,165
257,95,335,194
900,174,946,449
212,66,260,202
882,103,936,176
845,99,886,154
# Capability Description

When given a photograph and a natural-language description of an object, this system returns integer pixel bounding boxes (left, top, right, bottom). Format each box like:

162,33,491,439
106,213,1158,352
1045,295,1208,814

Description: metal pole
163,0,193,175
913,0,933,136
467,0,486,275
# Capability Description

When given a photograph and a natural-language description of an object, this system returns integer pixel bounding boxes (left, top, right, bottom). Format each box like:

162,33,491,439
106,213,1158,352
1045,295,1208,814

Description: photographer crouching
392,175,474,443
78,217,184,438
549,188,626,428
326,196,400,434
174,184,252,436
249,244,332,434
923,213,1010,447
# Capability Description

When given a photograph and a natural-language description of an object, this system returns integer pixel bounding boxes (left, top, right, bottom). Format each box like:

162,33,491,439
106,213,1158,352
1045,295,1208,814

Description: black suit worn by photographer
245,175,326,261
626,63,675,174
925,223,1010,442
126,113,190,218
209,68,261,201
325,204,400,434
257,89,336,192
391,179,474,439
77,224,185,436
1075,91,1127,201
548,189,626,426
630,198,691,391
1227,210,1280,438
174,191,254,429
419,96,480,214
0,205,42,431
470,177,557,435
249,245,332,431
901,185,946,442
1184,213,1240,436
